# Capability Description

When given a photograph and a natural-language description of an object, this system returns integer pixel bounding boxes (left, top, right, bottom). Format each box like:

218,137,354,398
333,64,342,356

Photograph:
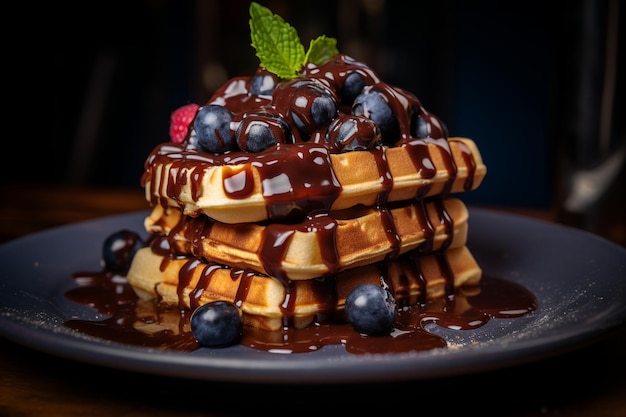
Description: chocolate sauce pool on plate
63,268,537,354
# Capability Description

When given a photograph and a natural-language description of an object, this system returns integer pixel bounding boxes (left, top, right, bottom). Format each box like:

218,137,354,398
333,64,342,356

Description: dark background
6,0,625,243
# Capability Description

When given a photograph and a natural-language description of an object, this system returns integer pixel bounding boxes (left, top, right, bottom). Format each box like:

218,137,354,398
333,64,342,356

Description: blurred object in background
551,0,625,246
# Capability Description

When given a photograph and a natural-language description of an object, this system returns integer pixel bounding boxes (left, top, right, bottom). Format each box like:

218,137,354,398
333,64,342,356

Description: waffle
144,197,470,281
120,5,492,341
142,136,486,224
127,244,482,331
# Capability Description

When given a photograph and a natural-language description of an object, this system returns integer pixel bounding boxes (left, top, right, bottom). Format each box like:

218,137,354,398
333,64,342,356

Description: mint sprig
249,2,338,79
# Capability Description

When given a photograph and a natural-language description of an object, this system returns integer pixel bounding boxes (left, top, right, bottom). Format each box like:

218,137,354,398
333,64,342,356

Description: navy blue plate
1,208,625,383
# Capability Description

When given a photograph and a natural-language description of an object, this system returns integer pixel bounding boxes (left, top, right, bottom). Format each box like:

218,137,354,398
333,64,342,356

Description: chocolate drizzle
259,212,339,285
63,265,537,354
230,268,256,309
61,54,501,354
141,54,473,223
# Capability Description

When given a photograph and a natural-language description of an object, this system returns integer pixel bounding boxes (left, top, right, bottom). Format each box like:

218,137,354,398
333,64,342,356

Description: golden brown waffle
143,137,486,224
127,245,482,331
144,197,470,281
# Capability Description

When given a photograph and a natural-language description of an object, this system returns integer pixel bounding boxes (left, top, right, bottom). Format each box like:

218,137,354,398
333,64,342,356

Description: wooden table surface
1,183,625,417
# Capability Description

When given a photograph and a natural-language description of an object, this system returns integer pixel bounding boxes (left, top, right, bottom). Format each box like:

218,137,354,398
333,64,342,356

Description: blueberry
275,79,337,138
345,284,397,335
236,113,291,152
341,71,366,104
191,301,243,347
250,69,278,96
411,112,449,139
310,95,337,127
192,105,235,153
352,89,400,146
325,114,381,152
102,230,145,273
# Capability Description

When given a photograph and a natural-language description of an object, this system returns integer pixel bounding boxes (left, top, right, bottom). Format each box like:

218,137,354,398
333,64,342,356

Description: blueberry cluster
185,55,447,155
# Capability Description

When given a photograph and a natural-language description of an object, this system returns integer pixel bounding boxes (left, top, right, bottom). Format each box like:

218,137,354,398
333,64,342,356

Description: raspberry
169,103,200,143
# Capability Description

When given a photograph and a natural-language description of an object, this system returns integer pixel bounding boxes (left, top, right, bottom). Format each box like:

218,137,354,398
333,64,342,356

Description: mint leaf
249,2,305,79
305,35,339,65
249,2,339,79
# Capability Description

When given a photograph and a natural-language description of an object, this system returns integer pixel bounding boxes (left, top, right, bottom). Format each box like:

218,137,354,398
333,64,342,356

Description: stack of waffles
126,54,487,332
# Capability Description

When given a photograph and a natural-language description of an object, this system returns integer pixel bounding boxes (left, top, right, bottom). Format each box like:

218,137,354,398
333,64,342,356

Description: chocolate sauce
63,222,537,355
141,134,477,285
259,212,340,285
61,54,504,355
63,266,537,354
141,54,474,224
